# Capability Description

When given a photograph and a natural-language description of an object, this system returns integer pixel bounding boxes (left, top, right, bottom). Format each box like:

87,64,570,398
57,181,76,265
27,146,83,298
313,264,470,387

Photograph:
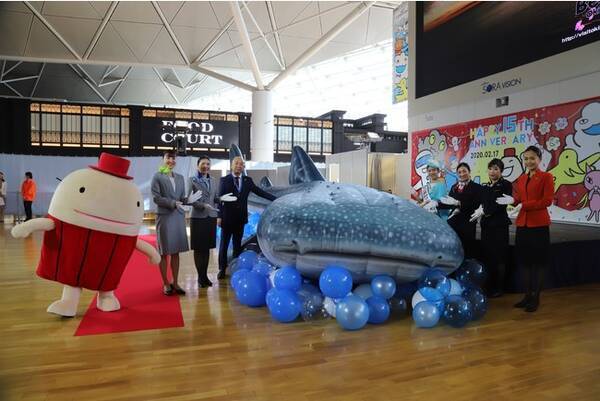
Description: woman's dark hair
524,145,542,159
25,172,33,179
488,158,504,171
163,150,177,158
197,155,211,165
456,162,471,172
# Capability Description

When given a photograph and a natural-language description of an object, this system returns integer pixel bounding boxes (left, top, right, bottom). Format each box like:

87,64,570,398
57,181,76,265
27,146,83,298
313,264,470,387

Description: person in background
497,145,553,312
217,156,276,279
471,158,512,297
151,151,189,296
0,171,6,223
188,155,220,288
439,162,482,259
21,172,36,221
417,160,449,219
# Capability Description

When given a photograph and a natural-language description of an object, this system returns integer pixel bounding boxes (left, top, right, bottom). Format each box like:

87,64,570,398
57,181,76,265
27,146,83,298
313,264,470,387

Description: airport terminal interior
1,1,599,400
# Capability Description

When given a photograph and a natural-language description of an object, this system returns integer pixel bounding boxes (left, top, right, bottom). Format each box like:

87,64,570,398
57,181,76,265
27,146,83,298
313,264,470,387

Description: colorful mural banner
392,2,408,104
411,96,600,225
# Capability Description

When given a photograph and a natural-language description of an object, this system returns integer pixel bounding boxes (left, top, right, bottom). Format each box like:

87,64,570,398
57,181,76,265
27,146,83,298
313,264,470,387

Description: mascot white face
48,168,143,236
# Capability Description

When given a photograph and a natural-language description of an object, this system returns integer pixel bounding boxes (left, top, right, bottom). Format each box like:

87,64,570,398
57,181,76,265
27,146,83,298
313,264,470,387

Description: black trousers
515,226,550,299
23,201,33,221
449,219,477,259
218,223,244,272
481,225,509,293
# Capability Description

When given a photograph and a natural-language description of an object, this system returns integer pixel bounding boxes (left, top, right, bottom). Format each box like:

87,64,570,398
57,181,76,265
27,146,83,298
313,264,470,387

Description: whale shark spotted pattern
231,145,464,283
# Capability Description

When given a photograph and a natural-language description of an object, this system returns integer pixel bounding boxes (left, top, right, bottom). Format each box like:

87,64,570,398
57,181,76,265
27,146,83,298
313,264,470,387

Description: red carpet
75,235,184,336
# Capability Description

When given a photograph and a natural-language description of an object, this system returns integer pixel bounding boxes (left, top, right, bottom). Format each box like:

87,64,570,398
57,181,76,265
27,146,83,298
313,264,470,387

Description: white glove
423,200,438,213
448,208,460,220
440,196,460,206
469,206,484,222
507,204,522,219
205,204,220,213
220,193,238,202
496,194,515,205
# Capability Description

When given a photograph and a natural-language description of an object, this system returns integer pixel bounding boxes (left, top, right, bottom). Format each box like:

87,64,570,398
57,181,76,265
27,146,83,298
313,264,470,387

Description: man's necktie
234,176,240,192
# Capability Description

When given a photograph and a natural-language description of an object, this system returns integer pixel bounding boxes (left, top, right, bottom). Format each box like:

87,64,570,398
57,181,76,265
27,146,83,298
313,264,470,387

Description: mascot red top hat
11,153,160,317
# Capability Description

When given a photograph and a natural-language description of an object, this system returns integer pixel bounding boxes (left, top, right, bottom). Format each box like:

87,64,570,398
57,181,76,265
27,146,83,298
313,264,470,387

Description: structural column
251,90,274,162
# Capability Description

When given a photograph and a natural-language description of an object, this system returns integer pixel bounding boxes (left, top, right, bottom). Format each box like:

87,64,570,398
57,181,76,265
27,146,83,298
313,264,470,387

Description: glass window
293,126,307,150
308,127,322,153
277,126,292,151
31,112,40,144
82,115,101,145
323,128,332,153
62,114,80,144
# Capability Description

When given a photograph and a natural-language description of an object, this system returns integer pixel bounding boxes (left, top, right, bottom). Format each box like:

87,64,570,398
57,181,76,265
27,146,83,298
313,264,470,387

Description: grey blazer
151,172,187,215
188,174,219,218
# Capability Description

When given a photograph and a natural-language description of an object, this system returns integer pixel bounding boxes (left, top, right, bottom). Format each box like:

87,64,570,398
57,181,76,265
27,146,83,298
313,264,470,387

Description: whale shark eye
79,187,85,193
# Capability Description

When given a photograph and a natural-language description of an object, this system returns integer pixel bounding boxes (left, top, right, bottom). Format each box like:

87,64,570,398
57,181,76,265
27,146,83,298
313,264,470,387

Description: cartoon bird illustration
548,149,600,191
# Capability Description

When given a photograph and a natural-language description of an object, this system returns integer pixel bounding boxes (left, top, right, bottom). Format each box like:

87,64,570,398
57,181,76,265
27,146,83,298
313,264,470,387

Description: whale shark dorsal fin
228,144,247,176
289,146,325,185
260,176,273,188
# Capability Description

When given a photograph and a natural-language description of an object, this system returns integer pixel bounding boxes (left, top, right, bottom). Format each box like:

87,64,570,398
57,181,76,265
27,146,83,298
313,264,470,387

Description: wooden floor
1,223,600,401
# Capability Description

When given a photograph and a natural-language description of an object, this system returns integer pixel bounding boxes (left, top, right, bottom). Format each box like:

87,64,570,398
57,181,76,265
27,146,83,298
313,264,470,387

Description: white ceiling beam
68,64,106,102
3,61,23,77
152,1,190,65
153,67,180,104
1,75,39,83
202,2,353,63
98,77,125,87
183,76,208,103
190,64,257,92
170,68,185,89
2,82,23,97
1,60,5,79
267,1,375,90
266,1,285,69
84,1,118,60
30,63,45,97
101,65,120,83
191,18,234,65
108,66,132,103
24,1,82,61
242,2,284,70
229,1,264,89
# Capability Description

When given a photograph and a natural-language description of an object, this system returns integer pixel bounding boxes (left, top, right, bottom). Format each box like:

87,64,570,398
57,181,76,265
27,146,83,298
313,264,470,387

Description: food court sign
141,117,239,149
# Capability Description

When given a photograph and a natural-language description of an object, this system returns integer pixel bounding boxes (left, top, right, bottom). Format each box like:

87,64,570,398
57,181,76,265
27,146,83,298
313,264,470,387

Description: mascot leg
47,285,82,317
97,291,121,312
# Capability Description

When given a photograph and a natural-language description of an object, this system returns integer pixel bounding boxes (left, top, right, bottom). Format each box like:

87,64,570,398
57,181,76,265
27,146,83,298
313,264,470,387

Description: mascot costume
11,153,161,317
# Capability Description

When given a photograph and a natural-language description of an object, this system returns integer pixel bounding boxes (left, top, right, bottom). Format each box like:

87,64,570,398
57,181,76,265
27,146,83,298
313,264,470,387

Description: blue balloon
448,278,464,296
252,260,274,276
335,295,369,330
371,275,397,299
266,288,301,322
319,265,353,299
235,271,268,307
237,250,258,270
442,295,473,328
231,269,250,290
395,281,418,301
388,297,408,317
412,301,441,328
418,268,451,297
462,287,488,321
366,296,390,324
274,266,302,291
454,259,487,287
353,283,374,300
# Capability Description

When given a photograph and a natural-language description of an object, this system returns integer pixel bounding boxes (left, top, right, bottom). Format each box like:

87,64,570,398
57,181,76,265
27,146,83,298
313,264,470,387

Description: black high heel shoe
163,284,174,296
514,294,530,308
172,285,186,295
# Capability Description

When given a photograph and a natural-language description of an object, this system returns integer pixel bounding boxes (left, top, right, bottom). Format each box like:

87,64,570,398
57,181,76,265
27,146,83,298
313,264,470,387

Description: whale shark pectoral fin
260,176,273,188
289,146,325,185
229,144,247,176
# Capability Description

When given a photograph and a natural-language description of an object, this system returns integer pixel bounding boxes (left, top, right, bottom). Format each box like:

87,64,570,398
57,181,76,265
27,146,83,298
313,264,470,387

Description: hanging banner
392,2,408,104
411,96,600,225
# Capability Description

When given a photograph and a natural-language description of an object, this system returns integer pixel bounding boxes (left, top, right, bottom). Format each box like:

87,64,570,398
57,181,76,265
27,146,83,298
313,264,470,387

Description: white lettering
160,133,174,143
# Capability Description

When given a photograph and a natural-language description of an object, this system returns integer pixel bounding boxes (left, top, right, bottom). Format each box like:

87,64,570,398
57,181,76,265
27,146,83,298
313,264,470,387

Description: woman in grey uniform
151,150,189,296
188,155,220,288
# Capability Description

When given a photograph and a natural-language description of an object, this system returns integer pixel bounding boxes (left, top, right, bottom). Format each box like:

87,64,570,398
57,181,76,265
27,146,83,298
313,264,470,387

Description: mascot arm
11,217,55,238
136,238,161,265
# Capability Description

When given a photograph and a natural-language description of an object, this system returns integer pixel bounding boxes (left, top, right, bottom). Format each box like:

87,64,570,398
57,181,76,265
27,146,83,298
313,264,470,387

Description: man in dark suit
217,156,276,279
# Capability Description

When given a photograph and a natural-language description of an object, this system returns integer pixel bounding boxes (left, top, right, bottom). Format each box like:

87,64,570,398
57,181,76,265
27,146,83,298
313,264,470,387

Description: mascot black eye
136,201,140,207
79,187,85,193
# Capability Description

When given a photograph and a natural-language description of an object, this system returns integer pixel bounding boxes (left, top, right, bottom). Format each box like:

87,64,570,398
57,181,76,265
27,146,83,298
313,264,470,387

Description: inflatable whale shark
233,145,464,283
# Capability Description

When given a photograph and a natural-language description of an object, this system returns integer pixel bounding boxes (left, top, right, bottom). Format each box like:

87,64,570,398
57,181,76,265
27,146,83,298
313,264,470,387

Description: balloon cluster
411,259,488,329
217,212,262,249
231,252,408,330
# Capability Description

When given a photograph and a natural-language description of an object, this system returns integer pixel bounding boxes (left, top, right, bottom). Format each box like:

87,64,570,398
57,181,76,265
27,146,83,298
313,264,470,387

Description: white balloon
323,297,337,318
411,290,427,309
449,279,463,296
353,284,373,300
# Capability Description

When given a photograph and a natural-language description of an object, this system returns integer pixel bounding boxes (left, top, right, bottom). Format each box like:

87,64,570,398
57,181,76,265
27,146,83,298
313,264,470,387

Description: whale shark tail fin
260,176,273,188
228,144,247,176
289,145,325,185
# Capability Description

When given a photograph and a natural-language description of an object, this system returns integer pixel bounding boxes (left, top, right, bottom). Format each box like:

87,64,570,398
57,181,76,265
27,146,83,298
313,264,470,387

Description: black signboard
141,117,239,149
